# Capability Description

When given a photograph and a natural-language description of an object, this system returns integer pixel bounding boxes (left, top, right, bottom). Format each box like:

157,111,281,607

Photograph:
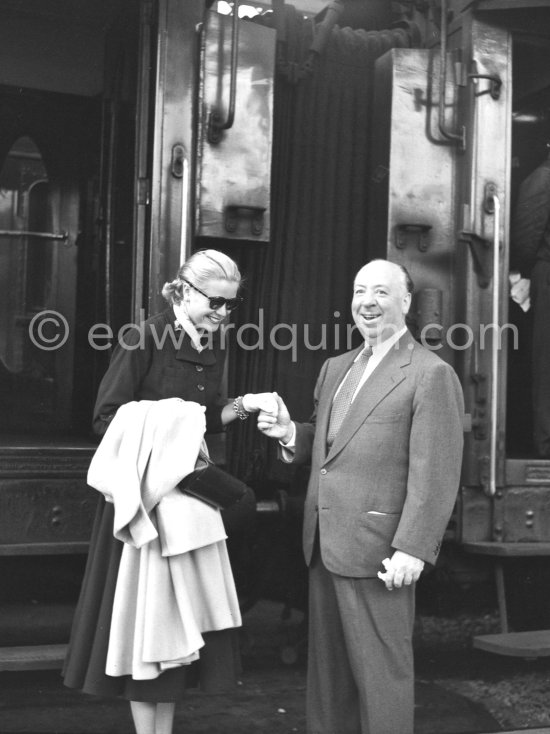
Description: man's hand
257,393,293,442
377,550,424,591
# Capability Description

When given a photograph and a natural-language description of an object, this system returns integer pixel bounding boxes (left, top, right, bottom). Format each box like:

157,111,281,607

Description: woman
63,249,275,734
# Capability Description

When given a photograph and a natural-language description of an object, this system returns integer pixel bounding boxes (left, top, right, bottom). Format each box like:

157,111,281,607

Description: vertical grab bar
488,193,501,497
207,0,240,144
438,0,465,148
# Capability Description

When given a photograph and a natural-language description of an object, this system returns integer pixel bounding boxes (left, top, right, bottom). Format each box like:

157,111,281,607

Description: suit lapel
316,348,362,461
325,332,414,462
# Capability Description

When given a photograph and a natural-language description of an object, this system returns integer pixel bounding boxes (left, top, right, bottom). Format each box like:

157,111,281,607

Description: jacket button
195,364,204,372
320,468,327,475
197,384,205,391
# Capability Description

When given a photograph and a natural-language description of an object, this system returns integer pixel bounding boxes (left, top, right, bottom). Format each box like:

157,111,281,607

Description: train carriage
1,0,550,669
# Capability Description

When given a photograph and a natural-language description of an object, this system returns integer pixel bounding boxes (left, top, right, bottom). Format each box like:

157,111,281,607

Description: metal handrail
488,193,501,497
207,0,240,143
438,0,465,148
0,229,68,242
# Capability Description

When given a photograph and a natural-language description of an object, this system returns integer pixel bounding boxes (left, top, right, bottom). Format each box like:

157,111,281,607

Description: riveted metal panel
0,445,95,551
0,479,95,547
370,47,458,364
501,487,550,541
196,11,275,242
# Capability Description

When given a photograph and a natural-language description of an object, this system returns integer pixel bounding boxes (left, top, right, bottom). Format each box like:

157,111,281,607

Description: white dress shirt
173,302,205,352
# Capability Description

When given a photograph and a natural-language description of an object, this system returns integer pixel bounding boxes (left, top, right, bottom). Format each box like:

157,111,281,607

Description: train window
0,135,76,435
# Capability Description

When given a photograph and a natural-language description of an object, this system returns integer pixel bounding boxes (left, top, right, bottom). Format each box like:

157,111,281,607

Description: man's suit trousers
306,550,415,734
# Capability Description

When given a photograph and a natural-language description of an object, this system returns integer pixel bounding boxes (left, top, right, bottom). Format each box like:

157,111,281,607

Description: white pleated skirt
106,530,242,681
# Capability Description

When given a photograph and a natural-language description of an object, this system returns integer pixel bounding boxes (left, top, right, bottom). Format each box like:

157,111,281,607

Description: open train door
370,1,550,655
147,0,274,463
147,0,274,316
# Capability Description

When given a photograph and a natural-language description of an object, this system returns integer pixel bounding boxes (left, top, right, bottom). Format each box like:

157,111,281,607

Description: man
258,259,464,734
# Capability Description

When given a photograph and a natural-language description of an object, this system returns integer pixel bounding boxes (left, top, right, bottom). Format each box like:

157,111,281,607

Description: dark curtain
226,8,413,495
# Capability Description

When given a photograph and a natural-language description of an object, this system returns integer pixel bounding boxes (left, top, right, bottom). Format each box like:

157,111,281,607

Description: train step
0,643,66,671
463,541,550,556
473,629,550,657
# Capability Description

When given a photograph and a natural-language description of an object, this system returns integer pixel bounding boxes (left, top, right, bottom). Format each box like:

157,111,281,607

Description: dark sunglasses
183,278,243,312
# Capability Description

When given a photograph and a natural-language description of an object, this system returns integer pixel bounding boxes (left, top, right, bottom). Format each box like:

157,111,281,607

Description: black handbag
178,461,249,510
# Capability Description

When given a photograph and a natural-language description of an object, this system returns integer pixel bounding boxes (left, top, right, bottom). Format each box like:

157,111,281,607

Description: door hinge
137,178,150,206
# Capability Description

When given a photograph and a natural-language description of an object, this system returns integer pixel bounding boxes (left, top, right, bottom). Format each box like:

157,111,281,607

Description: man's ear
402,292,412,314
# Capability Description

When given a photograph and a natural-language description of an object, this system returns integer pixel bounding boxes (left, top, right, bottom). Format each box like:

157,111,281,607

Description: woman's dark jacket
93,307,226,436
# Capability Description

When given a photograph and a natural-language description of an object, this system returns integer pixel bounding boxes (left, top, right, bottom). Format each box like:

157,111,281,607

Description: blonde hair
162,249,242,305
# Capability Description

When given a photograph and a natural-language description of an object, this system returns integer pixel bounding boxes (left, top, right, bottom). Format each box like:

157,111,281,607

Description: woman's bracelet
233,395,251,420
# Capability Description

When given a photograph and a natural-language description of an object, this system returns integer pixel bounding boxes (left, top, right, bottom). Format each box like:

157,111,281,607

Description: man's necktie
327,346,373,446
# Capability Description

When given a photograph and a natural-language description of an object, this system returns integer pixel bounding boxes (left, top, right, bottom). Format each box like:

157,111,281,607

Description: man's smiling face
351,260,411,345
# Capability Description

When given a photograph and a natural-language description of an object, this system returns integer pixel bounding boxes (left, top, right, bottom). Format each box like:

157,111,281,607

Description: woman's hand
242,392,279,416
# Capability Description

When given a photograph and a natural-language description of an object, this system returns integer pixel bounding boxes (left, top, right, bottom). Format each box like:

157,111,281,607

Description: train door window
0,134,77,435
